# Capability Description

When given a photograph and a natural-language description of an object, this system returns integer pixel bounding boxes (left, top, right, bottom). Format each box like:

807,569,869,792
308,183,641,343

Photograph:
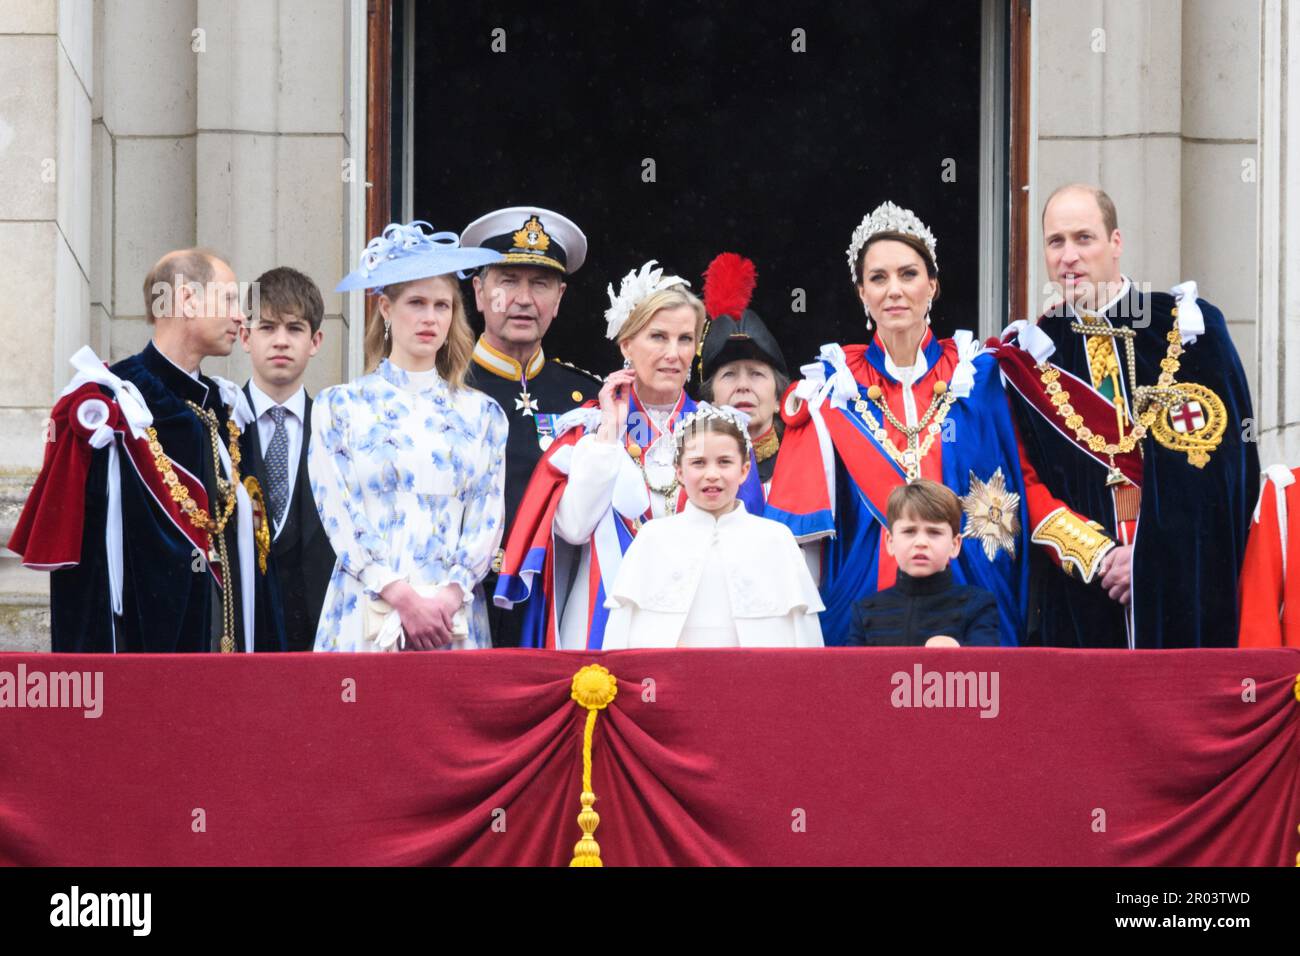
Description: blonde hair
614,284,707,345
363,275,475,389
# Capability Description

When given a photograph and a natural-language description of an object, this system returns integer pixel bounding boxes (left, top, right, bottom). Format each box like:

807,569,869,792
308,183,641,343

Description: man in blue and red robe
8,249,285,653
996,184,1257,648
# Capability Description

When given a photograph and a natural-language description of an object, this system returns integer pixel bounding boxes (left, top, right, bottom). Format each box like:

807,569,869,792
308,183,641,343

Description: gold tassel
569,664,618,867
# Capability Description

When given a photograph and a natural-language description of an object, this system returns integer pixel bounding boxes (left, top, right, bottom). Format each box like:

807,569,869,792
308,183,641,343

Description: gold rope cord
569,664,618,867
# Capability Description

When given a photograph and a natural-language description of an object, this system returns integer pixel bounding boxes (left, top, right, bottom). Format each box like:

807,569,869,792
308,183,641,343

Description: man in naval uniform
996,184,1258,648
461,206,600,647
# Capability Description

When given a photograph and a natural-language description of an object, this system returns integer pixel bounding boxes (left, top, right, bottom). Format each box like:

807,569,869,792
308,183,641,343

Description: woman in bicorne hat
310,222,507,652
697,252,789,493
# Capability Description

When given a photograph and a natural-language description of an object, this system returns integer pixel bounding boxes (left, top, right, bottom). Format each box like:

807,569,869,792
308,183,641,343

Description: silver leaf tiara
671,402,754,461
845,201,939,282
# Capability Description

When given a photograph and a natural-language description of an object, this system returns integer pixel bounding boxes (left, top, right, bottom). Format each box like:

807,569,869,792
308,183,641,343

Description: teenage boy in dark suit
239,267,337,651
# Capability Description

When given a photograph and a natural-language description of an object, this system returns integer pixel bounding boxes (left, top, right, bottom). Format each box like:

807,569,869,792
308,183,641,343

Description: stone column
1031,0,1263,441
0,0,93,648
194,0,353,393
0,0,364,650
101,0,199,358
1031,0,1185,314
1180,0,1260,419
1258,0,1300,465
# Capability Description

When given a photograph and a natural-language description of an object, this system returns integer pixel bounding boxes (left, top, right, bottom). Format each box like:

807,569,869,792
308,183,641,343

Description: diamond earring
623,358,632,370
383,319,391,342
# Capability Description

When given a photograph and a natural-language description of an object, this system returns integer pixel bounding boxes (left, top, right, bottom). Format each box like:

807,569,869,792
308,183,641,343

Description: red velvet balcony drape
1,648,1296,866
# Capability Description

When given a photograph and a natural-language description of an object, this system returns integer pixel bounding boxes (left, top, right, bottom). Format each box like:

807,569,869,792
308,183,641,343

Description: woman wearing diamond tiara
601,404,823,649
494,261,766,649
766,201,1047,645
310,222,508,652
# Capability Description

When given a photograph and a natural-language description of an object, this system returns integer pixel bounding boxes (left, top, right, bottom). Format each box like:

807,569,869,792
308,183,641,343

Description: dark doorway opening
407,1,988,379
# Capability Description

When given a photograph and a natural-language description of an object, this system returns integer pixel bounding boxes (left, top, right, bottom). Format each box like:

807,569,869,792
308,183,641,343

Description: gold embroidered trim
1031,507,1116,583
753,427,780,463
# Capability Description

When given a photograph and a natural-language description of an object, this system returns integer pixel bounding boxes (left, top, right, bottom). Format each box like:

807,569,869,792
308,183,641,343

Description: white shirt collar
881,336,930,384
247,379,306,421
1069,275,1132,319
682,498,749,527
155,341,201,381
884,349,919,384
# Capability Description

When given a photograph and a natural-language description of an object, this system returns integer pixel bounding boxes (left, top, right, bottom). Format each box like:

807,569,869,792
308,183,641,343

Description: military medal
515,387,538,416
535,412,559,451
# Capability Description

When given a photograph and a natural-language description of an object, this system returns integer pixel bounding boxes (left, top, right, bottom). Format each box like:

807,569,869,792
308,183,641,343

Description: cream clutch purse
364,584,471,651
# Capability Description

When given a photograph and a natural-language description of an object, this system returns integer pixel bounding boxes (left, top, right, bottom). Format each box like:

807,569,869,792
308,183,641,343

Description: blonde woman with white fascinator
493,261,767,650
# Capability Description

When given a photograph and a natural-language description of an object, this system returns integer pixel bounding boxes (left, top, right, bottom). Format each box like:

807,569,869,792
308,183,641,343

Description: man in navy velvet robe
8,248,285,653
996,184,1258,648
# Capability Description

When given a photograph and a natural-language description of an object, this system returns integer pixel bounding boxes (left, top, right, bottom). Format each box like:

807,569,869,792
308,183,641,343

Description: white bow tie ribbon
209,374,256,430
1000,320,1057,363
948,330,987,399
63,345,154,438
1169,281,1205,344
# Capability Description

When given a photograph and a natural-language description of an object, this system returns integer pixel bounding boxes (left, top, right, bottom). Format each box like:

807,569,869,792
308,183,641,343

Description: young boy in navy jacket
846,479,1000,647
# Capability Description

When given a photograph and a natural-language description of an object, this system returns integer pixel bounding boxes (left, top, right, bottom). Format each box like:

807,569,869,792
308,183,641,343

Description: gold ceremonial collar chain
145,402,244,652
1040,310,1187,483
853,379,956,482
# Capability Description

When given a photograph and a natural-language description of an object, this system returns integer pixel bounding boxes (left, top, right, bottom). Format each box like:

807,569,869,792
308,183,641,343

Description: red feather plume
702,252,757,320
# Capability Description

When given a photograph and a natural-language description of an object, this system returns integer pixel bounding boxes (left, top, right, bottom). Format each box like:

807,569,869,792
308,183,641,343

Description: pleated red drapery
0,648,1296,866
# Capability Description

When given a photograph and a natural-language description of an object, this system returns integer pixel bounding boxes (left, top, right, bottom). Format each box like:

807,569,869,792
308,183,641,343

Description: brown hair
142,248,220,323
854,231,941,303
1042,183,1119,236
615,285,707,345
673,414,750,467
247,266,324,333
886,479,962,535
362,276,475,389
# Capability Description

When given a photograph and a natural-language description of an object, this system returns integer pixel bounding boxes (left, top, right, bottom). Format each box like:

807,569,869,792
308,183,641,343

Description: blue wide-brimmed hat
336,221,503,292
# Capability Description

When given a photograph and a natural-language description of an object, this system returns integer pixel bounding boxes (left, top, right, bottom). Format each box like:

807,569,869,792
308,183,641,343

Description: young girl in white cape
601,404,824,649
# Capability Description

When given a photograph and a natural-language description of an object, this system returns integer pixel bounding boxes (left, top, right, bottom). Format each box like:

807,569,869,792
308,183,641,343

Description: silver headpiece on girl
845,201,939,282
671,402,754,461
